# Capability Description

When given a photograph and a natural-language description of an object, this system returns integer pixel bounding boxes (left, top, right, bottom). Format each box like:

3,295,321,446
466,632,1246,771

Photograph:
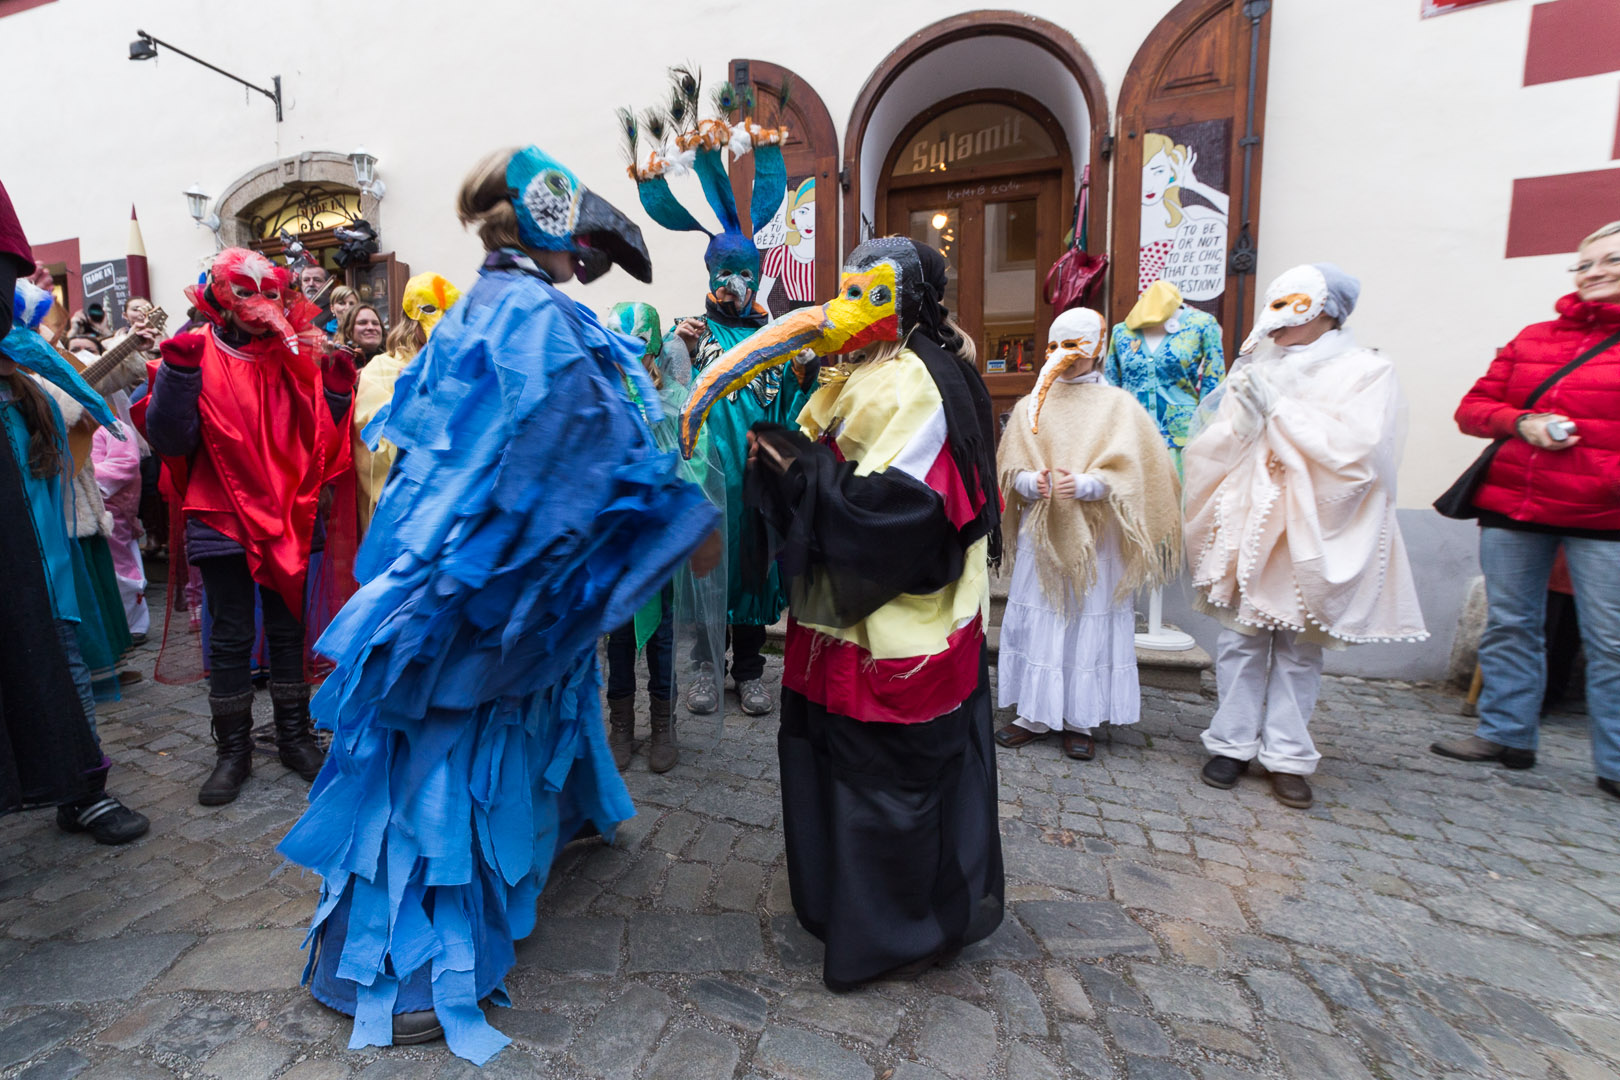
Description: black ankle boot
200,690,255,806
270,681,325,782
57,759,149,845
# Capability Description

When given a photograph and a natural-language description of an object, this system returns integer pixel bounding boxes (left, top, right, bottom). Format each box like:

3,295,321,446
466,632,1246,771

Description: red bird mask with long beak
186,247,322,357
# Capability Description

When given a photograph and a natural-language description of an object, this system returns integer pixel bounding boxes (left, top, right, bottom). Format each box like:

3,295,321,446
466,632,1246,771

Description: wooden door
887,172,1063,430
1113,0,1273,357
348,252,410,327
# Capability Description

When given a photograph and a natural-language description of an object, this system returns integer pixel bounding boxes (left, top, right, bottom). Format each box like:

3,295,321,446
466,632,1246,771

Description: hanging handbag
1043,166,1109,313
1433,328,1620,519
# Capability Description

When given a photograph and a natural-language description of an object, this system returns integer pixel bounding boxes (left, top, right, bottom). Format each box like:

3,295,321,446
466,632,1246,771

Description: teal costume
685,308,815,626
1104,308,1226,470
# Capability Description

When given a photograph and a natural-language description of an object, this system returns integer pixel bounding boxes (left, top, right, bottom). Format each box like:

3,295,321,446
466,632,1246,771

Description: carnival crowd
2,100,1618,1064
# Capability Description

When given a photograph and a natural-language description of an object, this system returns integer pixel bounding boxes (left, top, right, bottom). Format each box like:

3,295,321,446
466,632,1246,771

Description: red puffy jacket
1455,293,1620,530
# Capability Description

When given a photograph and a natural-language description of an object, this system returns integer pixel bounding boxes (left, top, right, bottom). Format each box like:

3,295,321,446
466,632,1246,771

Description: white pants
1201,627,1324,776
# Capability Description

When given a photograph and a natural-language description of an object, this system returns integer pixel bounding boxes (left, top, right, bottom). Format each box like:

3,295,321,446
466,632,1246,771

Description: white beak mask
1241,264,1329,354
1031,307,1106,433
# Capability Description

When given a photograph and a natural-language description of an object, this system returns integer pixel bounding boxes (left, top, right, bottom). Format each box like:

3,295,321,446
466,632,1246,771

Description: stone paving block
1017,901,1157,958
198,1033,293,1079
1002,840,1108,895
627,912,764,972
755,1023,873,1080
1267,1021,1376,1080
1471,1029,1553,1078
686,786,777,827
569,983,672,1078
1390,1003,1487,1070
75,1051,175,1080
1252,894,1410,964
690,976,769,1031
770,913,823,970
1043,965,1095,1016
689,822,740,864
514,916,623,975
1489,880,1620,937
0,1009,86,1069
1299,959,1381,1016
1401,926,1602,1006
489,1008,572,1051
1107,1010,1171,1056
958,915,1041,963
1005,1043,1064,1080
1077,964,1145,1011
146,1003,250,1060
714,860,767,911
436,1047,545,1079
158,928,304,991
280,1060,353,1080
1130,967,1252,1029
1548,1047,1620,1080
1158,922,1223,968
1123,1058,1194,1080
891,1063,949,1080
647,811,702,855
1169,1020,1261,1059
1555,1012,1620,1061
1108,861,1247,930
915,997,996,1078
782,986,904,1046
646,1026,740,1080
14,1048,89,1080
1059,1022,1117,1079
0,934,194,1007
989,967,1046,1037
659,861,712,911
1243,970,1332,1032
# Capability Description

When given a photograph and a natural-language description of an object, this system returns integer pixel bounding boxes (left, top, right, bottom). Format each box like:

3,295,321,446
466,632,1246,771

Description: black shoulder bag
1434,329,1620,519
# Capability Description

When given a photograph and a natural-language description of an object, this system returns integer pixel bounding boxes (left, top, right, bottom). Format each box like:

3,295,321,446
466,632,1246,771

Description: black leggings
197,555,304,697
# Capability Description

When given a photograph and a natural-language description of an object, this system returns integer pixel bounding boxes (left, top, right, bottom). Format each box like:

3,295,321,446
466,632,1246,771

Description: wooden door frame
841,11,1111,275
1112,0,1273,355
727,58,842,306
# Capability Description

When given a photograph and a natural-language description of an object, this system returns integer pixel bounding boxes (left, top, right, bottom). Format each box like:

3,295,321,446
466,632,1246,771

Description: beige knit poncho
998,379,1183,605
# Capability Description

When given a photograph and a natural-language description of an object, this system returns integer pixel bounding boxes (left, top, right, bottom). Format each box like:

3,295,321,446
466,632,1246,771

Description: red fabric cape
169,328,351,615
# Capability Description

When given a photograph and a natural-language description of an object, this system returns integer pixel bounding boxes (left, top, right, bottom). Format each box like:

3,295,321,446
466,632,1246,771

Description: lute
63,307,169,472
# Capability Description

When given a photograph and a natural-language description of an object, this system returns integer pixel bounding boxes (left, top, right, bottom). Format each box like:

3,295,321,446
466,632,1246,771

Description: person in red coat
1432,221,1620,800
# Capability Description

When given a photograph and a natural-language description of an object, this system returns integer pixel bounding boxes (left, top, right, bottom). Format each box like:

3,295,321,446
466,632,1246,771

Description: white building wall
1,0,1608,514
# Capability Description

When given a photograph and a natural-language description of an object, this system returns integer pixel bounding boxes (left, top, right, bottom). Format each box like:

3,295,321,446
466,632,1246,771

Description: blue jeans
606,584,674,701
1475,527,1620,781
56,620,99,743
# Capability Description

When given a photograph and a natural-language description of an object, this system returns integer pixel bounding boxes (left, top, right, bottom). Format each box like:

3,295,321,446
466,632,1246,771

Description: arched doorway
878,91,1071,393
843,13,1110,421
212,152,410,324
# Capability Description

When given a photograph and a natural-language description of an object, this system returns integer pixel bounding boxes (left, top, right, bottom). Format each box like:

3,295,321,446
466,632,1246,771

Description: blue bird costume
278,148,717,1064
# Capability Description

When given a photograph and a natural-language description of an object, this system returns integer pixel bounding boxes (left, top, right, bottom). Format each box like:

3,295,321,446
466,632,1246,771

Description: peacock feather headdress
619,66,792,296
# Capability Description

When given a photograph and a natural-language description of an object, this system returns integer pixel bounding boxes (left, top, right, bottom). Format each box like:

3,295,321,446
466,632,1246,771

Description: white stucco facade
3,0,1613,676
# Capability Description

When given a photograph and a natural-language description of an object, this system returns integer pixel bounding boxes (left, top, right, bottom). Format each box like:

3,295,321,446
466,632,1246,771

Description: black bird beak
573,188,652,284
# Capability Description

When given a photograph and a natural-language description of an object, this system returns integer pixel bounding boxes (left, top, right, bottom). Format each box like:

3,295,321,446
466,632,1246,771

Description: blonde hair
1142,132,1187,229
1580,221,1620,250
385,318,425,361
329,285,358,309
458,147,525,253
784,178,816,249
853,316,976,368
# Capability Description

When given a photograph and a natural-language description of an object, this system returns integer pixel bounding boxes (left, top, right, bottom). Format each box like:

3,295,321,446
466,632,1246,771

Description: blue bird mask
507,146,652,284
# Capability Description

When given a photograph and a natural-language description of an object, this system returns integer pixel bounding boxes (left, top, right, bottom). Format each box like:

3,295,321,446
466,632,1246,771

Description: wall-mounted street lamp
184,183,222,249
129,29,283,123
348,146,387,200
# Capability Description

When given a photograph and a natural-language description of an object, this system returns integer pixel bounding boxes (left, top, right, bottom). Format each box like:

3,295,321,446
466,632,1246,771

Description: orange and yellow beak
677,263,903,458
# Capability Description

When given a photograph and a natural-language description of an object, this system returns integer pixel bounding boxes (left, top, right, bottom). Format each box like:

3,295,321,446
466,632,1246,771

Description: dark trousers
197,555,304,697
607,584,674,700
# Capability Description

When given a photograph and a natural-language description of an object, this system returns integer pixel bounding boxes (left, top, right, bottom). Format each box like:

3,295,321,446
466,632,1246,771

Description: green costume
684,305,816,626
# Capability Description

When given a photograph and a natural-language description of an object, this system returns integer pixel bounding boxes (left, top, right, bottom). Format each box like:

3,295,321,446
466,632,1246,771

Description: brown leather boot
270,681,325,782
1270,772,1313,809
606,694,636,770
199,691,255,806
647,697,678,774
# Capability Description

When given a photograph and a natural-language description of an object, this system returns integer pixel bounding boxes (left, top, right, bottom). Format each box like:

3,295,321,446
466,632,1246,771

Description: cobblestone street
1,638,1619,1080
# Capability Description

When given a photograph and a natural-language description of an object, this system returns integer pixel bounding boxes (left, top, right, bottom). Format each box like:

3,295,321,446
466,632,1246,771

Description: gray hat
1312,263,1361,324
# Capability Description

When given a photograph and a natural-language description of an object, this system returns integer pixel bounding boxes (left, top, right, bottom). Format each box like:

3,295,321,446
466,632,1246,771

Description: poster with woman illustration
755,177,817,318
1137,119,1231,312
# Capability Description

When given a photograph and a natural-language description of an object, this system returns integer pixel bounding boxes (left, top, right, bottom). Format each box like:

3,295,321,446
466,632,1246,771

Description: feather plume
642,109,668,145
616,107,640,170
671,65,702,128
667,86,689,133
774,73,793,122
713,81,738,117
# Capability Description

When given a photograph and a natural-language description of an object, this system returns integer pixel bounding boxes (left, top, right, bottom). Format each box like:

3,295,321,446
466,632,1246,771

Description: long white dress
997,367,1143,736
998,521,1138,734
